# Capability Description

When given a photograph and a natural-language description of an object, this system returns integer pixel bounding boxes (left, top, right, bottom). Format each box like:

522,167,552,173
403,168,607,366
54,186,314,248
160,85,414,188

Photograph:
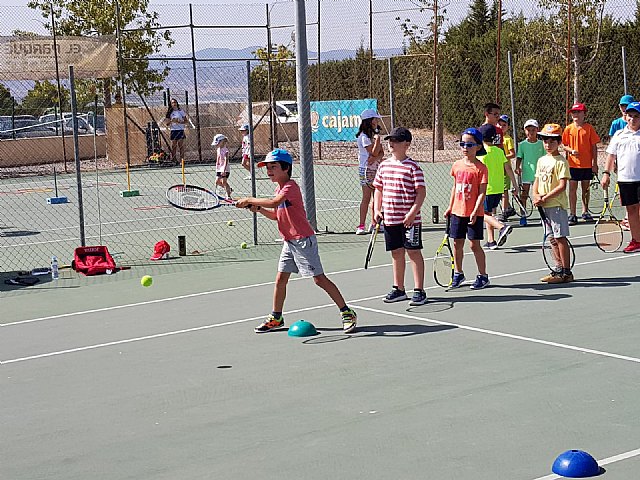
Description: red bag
72,246,117,276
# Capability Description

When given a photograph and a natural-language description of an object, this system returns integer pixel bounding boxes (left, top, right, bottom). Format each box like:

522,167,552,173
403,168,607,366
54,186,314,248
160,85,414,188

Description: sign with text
310,98,378,142
0,36,118,80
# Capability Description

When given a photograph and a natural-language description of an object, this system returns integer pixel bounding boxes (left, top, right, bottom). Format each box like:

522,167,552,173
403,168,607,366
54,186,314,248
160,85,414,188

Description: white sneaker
355,225,367,235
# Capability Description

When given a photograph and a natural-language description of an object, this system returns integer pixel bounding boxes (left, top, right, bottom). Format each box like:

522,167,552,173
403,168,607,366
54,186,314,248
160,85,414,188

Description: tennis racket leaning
166,184,237,211
364,221,382,269
538,206,575,271
433,215,454,288
511,187,534,218
593,187,623,252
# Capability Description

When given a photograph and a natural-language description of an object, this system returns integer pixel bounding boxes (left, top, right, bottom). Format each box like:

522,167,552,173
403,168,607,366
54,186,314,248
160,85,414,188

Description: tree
0,84,15,116
27,0,173,106
20,81,70,117
250,44,296,103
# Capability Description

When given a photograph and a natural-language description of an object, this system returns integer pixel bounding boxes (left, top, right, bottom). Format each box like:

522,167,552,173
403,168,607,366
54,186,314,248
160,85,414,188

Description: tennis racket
586,173,601,214
538,207,575,271
511,188,534,218
594,187,623,252
166,184,237,211
433,215,454,288
364,221,381,269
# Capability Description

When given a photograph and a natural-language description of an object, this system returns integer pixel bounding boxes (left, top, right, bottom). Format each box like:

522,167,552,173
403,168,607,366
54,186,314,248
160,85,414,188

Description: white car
240,101,298,125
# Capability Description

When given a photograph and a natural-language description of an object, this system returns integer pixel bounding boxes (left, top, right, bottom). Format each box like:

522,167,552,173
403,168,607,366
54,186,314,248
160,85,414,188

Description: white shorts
278,235,324,277
542,206,570,238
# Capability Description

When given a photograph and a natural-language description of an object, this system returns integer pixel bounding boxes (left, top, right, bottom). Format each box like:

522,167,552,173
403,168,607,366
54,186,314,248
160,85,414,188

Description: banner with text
310,98,378,142
0,36,118,80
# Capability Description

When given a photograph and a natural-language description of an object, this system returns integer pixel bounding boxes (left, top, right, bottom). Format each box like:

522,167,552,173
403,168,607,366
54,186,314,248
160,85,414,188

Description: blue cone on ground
552,450,601,478
287,320,318,337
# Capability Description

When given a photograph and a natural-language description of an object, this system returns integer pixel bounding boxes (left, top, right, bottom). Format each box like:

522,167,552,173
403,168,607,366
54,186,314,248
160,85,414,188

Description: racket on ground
538,207,575,271
594,187,623,252
364,221,381,269
433,215,454,288
166,184,237,210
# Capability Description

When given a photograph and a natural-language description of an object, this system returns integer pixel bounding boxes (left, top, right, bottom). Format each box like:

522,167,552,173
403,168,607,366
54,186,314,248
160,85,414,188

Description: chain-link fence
1,0,639,272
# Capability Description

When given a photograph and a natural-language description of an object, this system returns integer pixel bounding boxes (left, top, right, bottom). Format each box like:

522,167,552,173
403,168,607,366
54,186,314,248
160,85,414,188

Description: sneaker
450,272,465,289
568,214,578,225
541,271,561,282
546,272,568,284
355,224,367,235
504,206,517,218
409,289,427,306
581,212,593,222
384,287,408,303
519,217,527,227
621,219,631,231
483,241,498,250
341,308,357,333
470,274,490,289
562,272,575,283
623,239,640,253
254,314,285,333
497,225,513,246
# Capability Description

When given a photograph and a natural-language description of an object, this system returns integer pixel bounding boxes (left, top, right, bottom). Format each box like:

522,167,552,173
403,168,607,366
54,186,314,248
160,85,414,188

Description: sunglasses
459,141,480,148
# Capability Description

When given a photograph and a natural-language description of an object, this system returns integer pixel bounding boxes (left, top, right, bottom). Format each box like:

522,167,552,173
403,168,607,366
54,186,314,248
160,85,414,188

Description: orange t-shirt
450,159,488,218
561,122,600,169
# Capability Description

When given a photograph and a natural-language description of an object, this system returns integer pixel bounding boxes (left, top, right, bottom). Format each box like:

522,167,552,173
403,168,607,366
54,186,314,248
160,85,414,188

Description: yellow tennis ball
240,242,248,249
141,275,153,287
227,220,234,226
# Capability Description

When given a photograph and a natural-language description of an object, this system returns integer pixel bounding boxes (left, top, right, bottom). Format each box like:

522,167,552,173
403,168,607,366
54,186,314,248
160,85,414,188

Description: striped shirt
372,156,426,225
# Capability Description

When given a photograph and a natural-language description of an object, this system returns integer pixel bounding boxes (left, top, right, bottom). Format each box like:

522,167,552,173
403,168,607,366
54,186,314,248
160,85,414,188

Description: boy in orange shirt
444,128,490,289
562,102,600,224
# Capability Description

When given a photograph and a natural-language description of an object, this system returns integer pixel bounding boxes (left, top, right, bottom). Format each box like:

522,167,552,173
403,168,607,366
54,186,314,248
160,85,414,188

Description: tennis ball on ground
240,242,248,249
227,220,234,226
141,275,153,287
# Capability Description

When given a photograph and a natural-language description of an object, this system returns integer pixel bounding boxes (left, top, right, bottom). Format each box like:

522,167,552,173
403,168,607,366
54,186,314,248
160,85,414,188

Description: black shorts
170,130,186,141
384,223,423,251
618,181,640,207
484,193,502,212
569,167,593,182
216,172,230,179
449,214,484,240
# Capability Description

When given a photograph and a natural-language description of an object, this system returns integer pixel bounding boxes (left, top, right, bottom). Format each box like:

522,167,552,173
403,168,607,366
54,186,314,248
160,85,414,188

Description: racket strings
433,250,453,287
594,219,623,252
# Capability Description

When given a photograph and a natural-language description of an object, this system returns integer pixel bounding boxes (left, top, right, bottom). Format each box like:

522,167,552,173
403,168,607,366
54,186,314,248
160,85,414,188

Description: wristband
602,171,610,176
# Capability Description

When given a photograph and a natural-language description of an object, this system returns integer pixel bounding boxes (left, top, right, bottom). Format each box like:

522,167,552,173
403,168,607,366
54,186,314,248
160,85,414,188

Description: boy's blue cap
257,148,293,167
499,114,510,124
625,101,640,114
620,95,635,105
461,128,487,156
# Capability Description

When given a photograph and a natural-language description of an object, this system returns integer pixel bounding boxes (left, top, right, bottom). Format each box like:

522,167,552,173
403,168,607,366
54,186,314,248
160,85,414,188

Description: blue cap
499,114,510,124
239,123,250,131
461,128,487,156
625,101,640,114
620,95,635,105
257,148,293,167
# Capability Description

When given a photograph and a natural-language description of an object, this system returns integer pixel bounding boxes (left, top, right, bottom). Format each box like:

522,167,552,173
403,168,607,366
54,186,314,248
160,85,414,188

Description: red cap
569,102,587,112
150,240,170,260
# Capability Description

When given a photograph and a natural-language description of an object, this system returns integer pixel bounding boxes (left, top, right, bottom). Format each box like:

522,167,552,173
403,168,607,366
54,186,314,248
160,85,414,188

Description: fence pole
388,57,395,129
189,4,203,163
317,0,322,161
622,46,628,95
50,3,69,173
431,0,439,162
565,0,572,122
495,0,502,103
115,0,132,186
69,65,86,247
508,51,517,149
295,0,317,231
246,61,258,246
369,0,373,98
266,4,276,149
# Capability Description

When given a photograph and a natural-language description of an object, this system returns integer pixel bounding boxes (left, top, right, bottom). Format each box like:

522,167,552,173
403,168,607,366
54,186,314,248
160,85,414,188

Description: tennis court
1,217,639,479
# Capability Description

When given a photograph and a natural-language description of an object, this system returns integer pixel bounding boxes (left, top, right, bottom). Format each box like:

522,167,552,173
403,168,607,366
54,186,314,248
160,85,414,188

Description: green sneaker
341,308,357,334
254,314,285,333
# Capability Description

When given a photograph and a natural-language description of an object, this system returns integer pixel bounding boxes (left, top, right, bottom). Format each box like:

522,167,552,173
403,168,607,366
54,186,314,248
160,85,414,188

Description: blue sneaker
519,217,527,227
483,241,498,250
497,224,513,246
384,287,408,303
450,272,465,289
409,289,427,306
470,274,490,290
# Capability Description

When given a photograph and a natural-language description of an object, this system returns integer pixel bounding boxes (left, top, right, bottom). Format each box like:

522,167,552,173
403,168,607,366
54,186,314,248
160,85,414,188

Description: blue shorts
570,168,593,182
170,130,186,141
484,193,503,212
449,214,484,240
384,223,423,251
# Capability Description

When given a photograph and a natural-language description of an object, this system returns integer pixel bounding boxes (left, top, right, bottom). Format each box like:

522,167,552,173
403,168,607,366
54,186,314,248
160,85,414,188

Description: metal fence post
622,46,628,95
508,51,517,149
247,60,259,246
388,57,395,129
69,65,86,247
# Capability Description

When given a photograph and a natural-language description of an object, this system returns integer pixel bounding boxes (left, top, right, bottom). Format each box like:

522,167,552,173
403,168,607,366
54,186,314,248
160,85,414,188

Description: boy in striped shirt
373,127,427,305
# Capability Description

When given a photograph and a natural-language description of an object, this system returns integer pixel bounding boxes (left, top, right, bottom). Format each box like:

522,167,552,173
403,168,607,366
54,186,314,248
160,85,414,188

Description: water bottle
51,256,59,281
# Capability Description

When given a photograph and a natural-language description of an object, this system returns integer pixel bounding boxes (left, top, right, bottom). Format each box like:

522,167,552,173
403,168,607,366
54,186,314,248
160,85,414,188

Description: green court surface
1,219,639,480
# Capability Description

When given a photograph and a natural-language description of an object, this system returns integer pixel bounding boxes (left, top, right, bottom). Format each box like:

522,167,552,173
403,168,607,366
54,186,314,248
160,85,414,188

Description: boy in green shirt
515,119,546,226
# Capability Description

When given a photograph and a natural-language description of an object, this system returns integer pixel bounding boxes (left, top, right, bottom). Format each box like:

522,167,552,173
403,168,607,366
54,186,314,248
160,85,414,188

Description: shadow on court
306,324,457,344
425,292,571,303
503,276,639,289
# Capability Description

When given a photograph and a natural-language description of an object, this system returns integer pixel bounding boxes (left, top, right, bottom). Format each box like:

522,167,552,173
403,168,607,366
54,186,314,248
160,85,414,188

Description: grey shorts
542,206,570,238
278,235,324,277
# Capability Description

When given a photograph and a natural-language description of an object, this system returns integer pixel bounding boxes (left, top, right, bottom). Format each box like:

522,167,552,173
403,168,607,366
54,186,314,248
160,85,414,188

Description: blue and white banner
310,98,378,142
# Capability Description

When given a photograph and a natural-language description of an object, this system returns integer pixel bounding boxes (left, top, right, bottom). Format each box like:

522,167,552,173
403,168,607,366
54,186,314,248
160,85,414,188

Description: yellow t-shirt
503,135,515,157
535,154,570,209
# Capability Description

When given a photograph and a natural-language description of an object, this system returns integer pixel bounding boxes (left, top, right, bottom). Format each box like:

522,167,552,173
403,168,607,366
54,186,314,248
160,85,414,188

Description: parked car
0,119,55,139
239,101,299,125
39,113,94,134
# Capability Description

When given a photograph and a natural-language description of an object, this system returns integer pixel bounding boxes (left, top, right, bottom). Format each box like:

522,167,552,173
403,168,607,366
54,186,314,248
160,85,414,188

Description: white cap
238,123,250,131
524,119,539,128
360,108,382,120
212,134,227,146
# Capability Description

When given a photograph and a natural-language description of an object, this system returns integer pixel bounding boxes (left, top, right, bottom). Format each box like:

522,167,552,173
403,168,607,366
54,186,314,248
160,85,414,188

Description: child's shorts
503,175,511,191
618,181,640,206
542,206,570,238
384,223,422,251
170,130,186,141
484,193,503,212
569,168,593,182
278,235,324,277
358,166,378,187
449,214,484,240
216,172,230,178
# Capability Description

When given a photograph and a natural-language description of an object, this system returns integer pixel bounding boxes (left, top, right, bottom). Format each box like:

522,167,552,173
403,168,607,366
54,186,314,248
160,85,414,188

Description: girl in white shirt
165,98,188,162
355,108,384,234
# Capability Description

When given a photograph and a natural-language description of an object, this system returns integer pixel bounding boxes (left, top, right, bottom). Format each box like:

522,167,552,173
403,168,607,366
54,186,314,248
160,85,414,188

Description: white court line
531,447,640,480
2,254,640,365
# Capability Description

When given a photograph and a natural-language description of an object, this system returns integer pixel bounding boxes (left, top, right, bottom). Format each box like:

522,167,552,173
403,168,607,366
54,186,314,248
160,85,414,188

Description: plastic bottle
51,256,59,281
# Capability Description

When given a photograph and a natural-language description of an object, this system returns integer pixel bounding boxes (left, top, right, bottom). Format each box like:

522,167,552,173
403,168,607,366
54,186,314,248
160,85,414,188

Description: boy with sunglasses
444,128,490,289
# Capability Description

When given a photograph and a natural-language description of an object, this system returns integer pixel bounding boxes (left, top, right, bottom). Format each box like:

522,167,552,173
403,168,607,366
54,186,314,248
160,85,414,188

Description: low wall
0,135,107,167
